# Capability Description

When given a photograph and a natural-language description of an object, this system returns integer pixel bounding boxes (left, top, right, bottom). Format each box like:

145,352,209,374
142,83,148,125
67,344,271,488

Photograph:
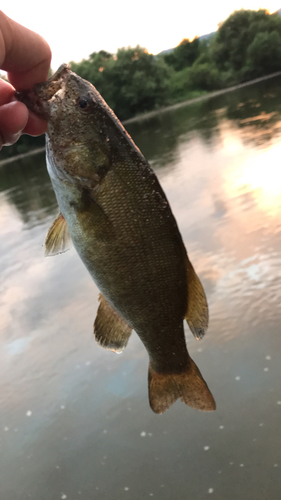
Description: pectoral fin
45,212,72,256
185,257,208,340
79,189,114,242
94,294,132,353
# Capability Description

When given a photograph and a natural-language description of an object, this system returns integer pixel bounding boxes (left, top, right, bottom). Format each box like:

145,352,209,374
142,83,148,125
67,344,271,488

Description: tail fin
148,357,216,414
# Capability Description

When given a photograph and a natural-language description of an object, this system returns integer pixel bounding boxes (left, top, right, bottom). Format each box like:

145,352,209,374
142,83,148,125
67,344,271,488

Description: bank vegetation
2,8,281,158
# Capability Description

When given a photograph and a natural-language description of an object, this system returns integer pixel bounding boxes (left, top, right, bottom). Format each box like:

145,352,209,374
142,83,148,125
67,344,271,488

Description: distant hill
157,8,281,57
157,48,174,56
156,32,215,57
198,32,216,41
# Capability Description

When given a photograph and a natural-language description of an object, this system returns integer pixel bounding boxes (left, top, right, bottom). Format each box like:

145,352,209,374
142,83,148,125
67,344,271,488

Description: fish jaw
15,64,71,119
16,64,112,190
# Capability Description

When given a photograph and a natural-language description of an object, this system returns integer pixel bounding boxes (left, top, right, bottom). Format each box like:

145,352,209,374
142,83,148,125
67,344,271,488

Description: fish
16,64,216,414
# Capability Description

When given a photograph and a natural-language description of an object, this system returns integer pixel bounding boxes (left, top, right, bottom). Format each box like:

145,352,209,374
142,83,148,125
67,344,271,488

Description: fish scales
16,64,216,414
83,161,188,369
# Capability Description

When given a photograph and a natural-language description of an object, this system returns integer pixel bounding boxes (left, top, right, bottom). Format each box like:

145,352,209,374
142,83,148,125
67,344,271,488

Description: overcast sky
1,1,280,70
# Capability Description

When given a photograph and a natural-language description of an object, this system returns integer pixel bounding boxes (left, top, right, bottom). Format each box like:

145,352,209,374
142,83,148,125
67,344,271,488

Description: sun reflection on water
225,143,281,217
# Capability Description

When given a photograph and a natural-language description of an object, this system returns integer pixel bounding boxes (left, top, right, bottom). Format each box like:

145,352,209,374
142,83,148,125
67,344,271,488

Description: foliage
71,46,171,120
168,66,207,102
103,46,171,120
245,30,281,77
70,50,113,97
164,37,200,71
4,8,281,158
188,63,221,91
211,9,281,79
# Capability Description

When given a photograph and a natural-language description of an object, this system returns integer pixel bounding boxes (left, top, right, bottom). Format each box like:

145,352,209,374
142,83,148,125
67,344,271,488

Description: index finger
0,10,52,90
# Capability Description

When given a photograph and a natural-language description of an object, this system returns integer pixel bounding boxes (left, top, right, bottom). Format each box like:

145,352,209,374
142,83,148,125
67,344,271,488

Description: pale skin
0,11,51,149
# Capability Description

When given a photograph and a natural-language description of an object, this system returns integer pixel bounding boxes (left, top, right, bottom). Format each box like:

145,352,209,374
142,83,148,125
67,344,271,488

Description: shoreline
123,70,281,124
1,69,281,167
0,146,45,167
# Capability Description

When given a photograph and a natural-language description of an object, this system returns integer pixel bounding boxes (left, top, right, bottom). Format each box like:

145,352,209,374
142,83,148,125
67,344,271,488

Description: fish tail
148,357,216,414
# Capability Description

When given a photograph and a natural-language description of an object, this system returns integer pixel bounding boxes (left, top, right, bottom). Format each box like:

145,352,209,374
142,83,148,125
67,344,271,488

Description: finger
23,110,48,136
0,102,47,149
0,11,52,89
0,79,47,140
0,78,14,105
0,100,28,147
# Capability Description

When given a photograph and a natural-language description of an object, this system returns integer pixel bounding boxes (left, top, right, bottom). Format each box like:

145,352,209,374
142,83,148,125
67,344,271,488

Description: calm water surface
1,77,281,500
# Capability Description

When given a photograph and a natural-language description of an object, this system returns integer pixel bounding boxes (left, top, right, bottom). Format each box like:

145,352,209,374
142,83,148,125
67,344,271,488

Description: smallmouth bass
17,65,216,414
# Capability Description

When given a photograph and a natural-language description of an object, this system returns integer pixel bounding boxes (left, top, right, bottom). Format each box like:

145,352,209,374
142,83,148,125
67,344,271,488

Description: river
1,75,281,500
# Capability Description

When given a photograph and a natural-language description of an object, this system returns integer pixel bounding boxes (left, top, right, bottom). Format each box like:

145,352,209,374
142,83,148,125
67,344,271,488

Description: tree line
70,9,281,121
2,8,281,158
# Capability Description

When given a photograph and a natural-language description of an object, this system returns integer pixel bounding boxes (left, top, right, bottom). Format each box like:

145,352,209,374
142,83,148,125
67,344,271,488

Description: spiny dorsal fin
185,257,208,340
94,294,132,353
45,212,72,256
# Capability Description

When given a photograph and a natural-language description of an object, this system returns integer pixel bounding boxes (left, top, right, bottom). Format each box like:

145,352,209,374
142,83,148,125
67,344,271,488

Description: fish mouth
15,63,71,119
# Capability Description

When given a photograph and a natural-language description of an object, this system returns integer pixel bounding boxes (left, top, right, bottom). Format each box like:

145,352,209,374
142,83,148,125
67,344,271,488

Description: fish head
16,64,113,188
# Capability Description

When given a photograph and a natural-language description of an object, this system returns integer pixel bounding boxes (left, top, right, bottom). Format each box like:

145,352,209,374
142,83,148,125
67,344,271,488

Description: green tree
164,37,200,71
211,9,281,76
70,46,171,120
70,50,113,95
188,62,221,90
246,30,281,76
102,46,171,120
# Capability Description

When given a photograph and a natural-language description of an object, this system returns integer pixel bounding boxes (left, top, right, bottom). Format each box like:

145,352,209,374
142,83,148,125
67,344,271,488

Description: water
1,76,281,500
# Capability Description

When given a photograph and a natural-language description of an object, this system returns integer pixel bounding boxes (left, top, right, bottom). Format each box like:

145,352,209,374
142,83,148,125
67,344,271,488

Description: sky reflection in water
1,76,281,500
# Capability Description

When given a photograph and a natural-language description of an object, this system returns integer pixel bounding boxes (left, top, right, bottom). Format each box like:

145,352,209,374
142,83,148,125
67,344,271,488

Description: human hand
0,11,51,149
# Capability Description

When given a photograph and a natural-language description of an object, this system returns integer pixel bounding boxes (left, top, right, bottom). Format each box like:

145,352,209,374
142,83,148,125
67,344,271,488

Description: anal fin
148,357,216,414
45,212,72,256
185,257,208,340
94,294,132,353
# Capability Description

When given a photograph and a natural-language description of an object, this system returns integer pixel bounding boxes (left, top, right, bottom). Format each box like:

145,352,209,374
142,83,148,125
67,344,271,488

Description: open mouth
15,63,71,118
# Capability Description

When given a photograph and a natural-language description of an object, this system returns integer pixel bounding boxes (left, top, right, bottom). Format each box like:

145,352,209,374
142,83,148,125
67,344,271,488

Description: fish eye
78,96,90,109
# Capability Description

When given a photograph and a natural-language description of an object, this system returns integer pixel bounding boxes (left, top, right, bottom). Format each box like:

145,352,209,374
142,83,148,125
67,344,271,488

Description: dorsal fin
44,212,72,256
185,257,208,340
94,294,132,353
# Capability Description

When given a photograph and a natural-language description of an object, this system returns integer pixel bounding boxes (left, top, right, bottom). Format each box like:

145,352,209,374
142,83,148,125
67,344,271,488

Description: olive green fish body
17,65,216,413
48,127,189,373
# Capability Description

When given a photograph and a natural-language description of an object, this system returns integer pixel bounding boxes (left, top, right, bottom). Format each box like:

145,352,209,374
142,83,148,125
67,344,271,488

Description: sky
1,0,281,70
